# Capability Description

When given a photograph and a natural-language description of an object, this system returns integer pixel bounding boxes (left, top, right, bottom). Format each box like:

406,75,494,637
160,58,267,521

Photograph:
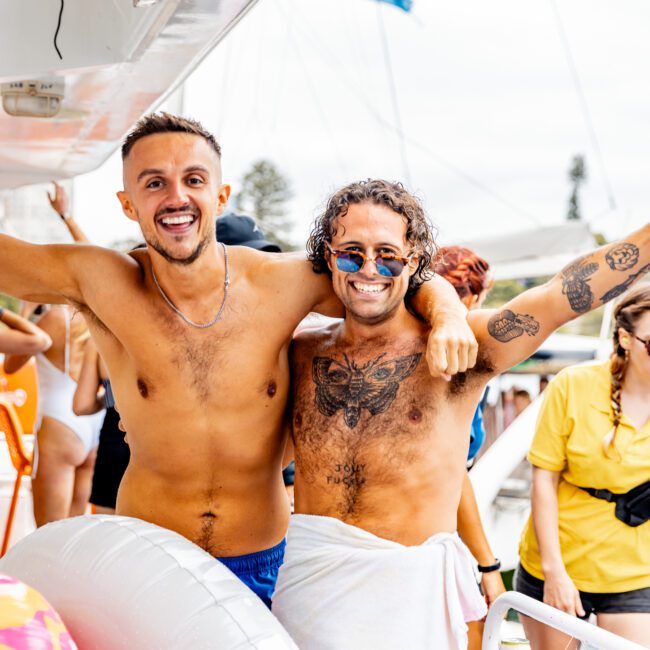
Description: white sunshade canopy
459,221,598,280
0,0,258,190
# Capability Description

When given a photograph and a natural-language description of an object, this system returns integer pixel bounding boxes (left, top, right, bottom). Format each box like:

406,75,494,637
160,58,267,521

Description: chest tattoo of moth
312,352,422,428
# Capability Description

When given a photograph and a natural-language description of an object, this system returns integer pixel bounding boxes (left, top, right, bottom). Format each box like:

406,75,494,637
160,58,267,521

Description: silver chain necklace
151,242,230,329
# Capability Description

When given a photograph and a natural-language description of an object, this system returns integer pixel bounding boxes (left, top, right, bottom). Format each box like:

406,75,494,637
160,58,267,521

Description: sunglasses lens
335,252,363,273
376,256,406,277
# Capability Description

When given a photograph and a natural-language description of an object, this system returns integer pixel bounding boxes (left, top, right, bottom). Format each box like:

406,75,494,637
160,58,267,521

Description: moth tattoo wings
312,352,422,428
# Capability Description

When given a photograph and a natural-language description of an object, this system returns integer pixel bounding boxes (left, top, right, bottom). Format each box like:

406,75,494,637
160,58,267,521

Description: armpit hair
448,351,494,396
68,299,112,337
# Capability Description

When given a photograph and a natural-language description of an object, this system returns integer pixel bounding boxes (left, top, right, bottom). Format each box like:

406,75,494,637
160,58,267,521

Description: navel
267,380,277,398
137,378,149,398
408,406,422,422
201,512,217,519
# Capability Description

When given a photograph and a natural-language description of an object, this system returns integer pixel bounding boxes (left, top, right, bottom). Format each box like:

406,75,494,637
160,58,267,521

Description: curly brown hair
604,284,650,458
121,112,221,160
307,179,436,298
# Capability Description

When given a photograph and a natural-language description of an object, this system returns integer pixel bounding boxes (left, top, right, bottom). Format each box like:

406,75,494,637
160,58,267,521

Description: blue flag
377,0,413,12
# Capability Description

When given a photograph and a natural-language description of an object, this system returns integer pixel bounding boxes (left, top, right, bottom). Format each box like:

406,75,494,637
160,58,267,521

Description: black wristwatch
477,558,501,573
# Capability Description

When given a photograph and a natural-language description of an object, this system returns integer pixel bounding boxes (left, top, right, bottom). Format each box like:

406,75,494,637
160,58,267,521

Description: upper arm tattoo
561,256,599,313
605,243,639,271
312,352,421,428
487,309,540,343
601,263,650,303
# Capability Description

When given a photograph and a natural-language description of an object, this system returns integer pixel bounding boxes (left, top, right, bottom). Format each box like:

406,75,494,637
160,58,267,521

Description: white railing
470,397,541,519
483,592,647,650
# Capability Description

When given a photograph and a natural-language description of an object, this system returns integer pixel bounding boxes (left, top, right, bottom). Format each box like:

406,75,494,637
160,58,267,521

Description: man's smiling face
118,131,230,265
328,202,417,325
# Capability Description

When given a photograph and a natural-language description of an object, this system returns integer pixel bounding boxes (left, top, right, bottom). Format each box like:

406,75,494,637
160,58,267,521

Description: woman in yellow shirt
517,285,650,649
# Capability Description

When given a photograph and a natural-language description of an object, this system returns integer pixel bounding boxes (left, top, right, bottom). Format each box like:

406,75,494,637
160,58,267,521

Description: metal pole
483,592,647,650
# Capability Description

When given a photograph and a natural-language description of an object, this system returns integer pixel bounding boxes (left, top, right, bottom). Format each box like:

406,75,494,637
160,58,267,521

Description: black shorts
515,563,650,616
89,407,130,509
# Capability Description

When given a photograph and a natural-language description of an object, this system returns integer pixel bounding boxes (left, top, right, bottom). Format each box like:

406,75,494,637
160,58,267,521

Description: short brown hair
121,112,221,160
307,179,436,298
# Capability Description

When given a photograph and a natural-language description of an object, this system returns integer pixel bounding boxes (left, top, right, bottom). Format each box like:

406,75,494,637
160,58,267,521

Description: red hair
434,246,491,300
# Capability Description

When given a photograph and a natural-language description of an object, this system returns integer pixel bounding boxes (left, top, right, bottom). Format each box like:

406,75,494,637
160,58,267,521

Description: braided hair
604,285,650,458
434,246,491,301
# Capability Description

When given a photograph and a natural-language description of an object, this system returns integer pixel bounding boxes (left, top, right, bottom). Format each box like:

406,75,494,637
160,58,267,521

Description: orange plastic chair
0,358,39,434
0,398,33,556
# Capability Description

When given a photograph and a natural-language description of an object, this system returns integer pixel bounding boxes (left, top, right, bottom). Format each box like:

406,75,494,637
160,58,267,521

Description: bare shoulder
72,244,143,290
291,320,341,360
227,247,337,315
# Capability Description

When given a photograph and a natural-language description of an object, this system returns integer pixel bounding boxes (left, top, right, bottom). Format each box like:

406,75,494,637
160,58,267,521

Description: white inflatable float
0,515,297,649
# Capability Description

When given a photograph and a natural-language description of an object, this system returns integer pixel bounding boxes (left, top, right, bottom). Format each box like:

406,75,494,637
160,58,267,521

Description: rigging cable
548,0,617,211
53,0,64,59
284,2,542,226
375,1,412,187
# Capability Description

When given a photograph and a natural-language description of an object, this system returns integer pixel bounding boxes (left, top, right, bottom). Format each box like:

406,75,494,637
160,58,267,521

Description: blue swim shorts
216,539,286,608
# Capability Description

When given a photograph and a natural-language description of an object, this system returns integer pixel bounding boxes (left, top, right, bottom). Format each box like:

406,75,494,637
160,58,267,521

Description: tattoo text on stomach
326,462,366,488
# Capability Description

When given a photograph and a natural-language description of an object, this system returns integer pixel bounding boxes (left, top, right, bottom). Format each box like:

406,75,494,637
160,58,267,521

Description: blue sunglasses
326,242,414,278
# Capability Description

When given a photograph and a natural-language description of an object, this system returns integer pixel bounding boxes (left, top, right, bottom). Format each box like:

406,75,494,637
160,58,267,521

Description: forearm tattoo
487,309,540,343
312,352,421,428
561,256,599,313
605,242,639,271
601,263,650,303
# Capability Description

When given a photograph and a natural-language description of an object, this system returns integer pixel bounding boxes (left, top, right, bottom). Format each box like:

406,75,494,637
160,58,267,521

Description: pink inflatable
0,574,77,649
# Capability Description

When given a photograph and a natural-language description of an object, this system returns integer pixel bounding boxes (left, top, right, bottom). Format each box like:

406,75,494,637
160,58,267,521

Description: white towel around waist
272,514,487,650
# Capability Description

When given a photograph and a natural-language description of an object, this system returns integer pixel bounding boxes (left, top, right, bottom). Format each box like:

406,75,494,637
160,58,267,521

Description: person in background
216,213,296,507
73,338,125,514
5,303,104,526
517,285,650,649
435,245,504,649
538,375,550,393
0,305,52,371
4,184,104,525
49,182,129,516
512,388,532,418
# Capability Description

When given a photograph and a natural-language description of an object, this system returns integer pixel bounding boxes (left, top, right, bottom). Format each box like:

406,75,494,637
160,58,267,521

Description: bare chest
292,346,479,466
92,292,291,411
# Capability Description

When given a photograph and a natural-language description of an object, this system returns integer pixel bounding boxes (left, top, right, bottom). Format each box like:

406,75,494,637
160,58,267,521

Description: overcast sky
73,0,650,248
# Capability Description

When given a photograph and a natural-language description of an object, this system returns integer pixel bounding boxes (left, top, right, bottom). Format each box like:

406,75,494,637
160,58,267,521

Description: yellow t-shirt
519,360,650,593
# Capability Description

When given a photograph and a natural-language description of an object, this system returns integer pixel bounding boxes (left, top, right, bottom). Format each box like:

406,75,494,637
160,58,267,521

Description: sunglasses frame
325,242,415,278
632,333,650,356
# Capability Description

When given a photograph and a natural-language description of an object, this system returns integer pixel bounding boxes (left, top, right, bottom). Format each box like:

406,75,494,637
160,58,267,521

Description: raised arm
47,181,90,244
0,306,52,373
470,224,650,376
0,235,86,305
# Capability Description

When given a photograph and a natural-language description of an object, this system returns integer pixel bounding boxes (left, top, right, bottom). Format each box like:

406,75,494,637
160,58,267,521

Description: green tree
234,159,295,250
567,155,587,221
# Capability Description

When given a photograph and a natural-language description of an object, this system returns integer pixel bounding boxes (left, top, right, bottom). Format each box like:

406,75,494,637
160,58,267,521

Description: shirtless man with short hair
0,114,475,606
271,178,650,647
